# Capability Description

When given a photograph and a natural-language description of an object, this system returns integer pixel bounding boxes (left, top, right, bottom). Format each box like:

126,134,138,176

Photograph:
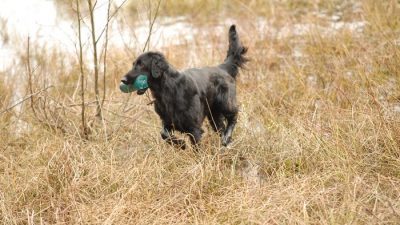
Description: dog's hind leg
222,111,238,146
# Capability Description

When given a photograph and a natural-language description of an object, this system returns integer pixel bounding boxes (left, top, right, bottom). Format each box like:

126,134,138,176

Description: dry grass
1,0,400,224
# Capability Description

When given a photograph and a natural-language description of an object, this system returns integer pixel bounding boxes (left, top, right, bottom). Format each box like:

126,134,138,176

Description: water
0,0,199,72
0,0,71,70
0,0,368,72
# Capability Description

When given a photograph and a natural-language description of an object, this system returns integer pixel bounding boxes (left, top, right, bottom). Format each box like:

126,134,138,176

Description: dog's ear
150,53,168,79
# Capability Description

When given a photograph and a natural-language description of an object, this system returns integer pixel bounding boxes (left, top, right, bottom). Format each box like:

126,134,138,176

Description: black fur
121,25,248,147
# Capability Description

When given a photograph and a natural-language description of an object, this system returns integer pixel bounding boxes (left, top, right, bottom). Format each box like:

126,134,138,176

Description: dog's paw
221,135,231,146
173,139,187,150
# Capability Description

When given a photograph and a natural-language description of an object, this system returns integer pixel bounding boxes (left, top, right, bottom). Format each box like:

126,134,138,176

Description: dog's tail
219,25,248,78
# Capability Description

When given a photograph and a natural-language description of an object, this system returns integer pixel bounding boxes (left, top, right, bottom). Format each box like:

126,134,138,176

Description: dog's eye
136,60,143,68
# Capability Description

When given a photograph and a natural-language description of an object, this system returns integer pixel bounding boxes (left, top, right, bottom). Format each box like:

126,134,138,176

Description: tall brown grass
1,0,400,224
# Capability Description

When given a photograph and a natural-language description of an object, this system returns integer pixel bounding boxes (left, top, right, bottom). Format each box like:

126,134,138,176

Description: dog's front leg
160,124,186,149
188,128,204,146
222,113,237,146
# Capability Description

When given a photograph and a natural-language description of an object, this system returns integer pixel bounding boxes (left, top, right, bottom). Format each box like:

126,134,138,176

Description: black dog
121,25,248,147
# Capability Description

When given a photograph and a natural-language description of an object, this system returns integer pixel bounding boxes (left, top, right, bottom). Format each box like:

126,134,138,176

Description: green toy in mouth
119,75,148,93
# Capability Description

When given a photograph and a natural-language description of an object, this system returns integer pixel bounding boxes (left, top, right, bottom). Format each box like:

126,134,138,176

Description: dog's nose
121,77,128,84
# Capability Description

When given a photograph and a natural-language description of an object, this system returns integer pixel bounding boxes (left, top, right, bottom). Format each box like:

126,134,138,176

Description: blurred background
1,0,400,224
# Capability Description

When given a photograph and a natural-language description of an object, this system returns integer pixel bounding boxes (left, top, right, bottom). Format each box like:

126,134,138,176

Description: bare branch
87,0,102,118
95,0,129,44
76,0,88,138
101,0,112,109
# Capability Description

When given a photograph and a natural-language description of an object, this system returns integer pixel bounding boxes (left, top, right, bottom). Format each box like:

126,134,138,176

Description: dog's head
121,52,168,95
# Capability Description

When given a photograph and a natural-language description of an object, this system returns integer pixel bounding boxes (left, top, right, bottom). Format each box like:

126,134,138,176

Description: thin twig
142,0,162,52
26,37,39,119
0,86,54,115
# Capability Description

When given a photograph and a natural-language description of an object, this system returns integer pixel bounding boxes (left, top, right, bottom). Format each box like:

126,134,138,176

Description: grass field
1,0,400,224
